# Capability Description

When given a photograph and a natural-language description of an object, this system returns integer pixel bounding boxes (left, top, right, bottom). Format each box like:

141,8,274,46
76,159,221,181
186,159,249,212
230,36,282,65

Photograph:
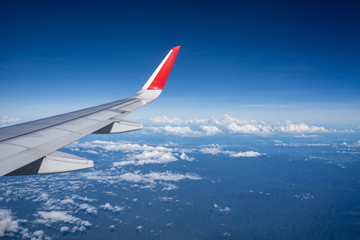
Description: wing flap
6,151,93,176
93,120,143,134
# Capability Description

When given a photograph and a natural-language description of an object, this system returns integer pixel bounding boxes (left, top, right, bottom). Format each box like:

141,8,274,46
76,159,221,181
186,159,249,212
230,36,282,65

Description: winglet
139,46,181,92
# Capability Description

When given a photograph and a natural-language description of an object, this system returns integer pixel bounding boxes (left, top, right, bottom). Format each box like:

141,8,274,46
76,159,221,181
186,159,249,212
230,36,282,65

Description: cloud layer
144,115,345,136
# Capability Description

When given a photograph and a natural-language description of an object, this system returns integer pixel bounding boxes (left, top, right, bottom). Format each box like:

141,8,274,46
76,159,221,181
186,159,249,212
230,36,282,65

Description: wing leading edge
0,46,181,177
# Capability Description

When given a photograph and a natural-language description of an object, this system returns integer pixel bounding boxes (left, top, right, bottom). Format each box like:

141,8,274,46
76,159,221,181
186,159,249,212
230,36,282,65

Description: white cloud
150,116,183,125
145,115,334,135
0,116,21,125
70,140,171,153
0,209,19,237
34,211,91,227
60,199,75,205
199,144,222,155
84,150,99,154
150,116,209,125
0,210,52,239
60,226,70,232
180,152,194,161
159,197,174,201
295,134,318,138
113,150,177,167
277,120,328,133
199,144,264,158
78,203,97,214
71,140,196,167
20,228,51,240
275,143,330,147
72,196,97,203
342,140,360,148
200,125,222,135
229,151,263,157
33,193,49,202
151,125,201,136
99,203,124,213
119,171,201,183
213,203,231,212
30,230,45,240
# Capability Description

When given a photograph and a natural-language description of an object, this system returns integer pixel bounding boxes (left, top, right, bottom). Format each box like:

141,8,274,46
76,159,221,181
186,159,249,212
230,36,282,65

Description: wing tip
172,46,181,51
146,46,181,91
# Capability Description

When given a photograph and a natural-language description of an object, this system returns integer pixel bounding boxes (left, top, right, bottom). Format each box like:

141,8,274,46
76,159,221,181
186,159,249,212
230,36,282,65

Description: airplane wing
0,46,181,177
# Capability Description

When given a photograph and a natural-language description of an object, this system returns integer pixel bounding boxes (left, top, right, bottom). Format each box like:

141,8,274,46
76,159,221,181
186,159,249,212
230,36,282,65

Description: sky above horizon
0,0,359,126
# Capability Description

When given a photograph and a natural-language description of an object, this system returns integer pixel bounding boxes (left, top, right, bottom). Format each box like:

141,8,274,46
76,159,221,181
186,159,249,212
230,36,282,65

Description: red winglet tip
147,47,181,90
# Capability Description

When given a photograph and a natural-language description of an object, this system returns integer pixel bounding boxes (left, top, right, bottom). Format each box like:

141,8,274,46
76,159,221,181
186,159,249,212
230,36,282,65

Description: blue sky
1,0,359,125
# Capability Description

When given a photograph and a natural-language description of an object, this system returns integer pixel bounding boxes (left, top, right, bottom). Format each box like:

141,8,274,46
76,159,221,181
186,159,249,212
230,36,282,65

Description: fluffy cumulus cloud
200,125,222,135
70,140,195,167
151,125,202,136
70,140,176,153
78,169,201,191
199,144,223,155
150,116,184,125
99,203,124,213
180,152,194,161
119,171,201,183
213,204,231,213
114,150,177,166
199,144,264,158
150,116,208,125
0,209,19,237
144,114,338,136
34,211,91,227
276,120,328,133
0,209,52,239
340,140,360,148
78,203,97,215
229,151,263,157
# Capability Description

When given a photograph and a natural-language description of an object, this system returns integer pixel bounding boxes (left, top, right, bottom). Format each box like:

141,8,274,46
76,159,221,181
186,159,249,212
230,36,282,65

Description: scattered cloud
78,203,97,215
70,140,172,153
276,120,327,133
144,115,345,136
200,125,222,135
113,150,177,167
199,144,223,155
0,116,21,126
275,143,330,147
229,151,263,157
34,211,91,227
150,116,208,125
199,144,264,158
213,203,231,212
70,140,196,167
150,116,184,125
342,140,360,148
99,203,124,213
60,226,70,232
0,209,52,239
180,152,195,161
119,171,201,183
151,125,202,136
0,209,19,237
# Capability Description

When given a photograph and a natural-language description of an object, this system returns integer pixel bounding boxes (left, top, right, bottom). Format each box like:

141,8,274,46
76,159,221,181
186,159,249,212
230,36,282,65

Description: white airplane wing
0,46,181,177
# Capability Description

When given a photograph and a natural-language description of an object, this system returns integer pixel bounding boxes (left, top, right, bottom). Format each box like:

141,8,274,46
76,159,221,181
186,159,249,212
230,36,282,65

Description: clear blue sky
0,0,359,125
